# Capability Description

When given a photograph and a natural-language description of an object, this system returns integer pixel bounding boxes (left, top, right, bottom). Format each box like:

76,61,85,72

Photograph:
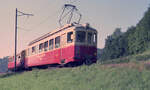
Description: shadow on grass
0,71,24,78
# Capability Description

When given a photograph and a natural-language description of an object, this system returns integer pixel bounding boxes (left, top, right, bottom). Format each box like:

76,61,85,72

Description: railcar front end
59,24,97,65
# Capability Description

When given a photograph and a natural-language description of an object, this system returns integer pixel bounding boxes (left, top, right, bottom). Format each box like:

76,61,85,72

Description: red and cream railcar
8,51,25,70
8,23,97,69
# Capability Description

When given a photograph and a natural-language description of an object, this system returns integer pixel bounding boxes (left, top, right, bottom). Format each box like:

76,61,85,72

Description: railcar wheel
84,58,93,65
26,67,32,71
64,62,75,67
37,65,48,69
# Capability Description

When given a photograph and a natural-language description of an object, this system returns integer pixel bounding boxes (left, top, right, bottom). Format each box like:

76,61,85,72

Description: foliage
101,28,129,60
99,48,150,65
128,7,150,54
0,56,9,61
97,48,103,59
101,7,150,61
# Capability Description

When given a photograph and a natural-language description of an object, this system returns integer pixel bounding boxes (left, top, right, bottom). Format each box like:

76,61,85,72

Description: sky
0,0,149,58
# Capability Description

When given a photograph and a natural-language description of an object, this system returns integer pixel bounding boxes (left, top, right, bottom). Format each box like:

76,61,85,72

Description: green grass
1,63,150,90
2,49,150,90
99,49,150,64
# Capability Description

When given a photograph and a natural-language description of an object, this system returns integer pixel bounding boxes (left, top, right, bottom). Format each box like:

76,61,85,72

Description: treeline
101,7,150,61
0,57,8,61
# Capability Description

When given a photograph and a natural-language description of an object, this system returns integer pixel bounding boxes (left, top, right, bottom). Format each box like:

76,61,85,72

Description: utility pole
14,8,33,72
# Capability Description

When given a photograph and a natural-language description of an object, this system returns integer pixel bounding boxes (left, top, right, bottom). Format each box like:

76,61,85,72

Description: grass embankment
100,49,150,64
1,62,150,90
1,50,150,90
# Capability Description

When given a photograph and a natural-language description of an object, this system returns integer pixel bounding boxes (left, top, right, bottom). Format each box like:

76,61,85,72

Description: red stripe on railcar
24,45,97,68
8,61,21,69
25,45,75,68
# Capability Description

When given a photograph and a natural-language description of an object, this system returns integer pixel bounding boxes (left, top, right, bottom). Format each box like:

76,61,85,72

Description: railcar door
20,50,26,69
60,33,66,64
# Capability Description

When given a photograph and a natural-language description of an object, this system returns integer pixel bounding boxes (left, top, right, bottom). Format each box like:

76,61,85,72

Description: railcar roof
28,23,96,46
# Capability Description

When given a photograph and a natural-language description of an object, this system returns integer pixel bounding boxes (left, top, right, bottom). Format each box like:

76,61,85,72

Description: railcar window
55,36,60,48
88,32,92,44
76,31,86,42
8,58,13,62
49,39,54,50
93,33,97,44
32,46,36,53
18,56,21,59
67,32,73,43
39,43,43,52
44,41,48,51
17,55,21,61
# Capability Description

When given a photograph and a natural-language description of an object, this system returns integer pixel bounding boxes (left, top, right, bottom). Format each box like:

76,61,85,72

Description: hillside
101,7,150,60
1,49,150,90
1,60,150,90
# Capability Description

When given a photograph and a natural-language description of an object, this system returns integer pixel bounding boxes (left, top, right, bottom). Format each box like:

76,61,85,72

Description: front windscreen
76,31,86,43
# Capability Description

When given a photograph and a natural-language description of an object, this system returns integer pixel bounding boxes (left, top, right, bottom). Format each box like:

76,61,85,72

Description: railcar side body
8,23,98,70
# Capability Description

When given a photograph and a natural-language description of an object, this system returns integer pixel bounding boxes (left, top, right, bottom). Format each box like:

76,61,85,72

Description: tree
128,7,150,54
101,28,128,60
101,6,150,61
